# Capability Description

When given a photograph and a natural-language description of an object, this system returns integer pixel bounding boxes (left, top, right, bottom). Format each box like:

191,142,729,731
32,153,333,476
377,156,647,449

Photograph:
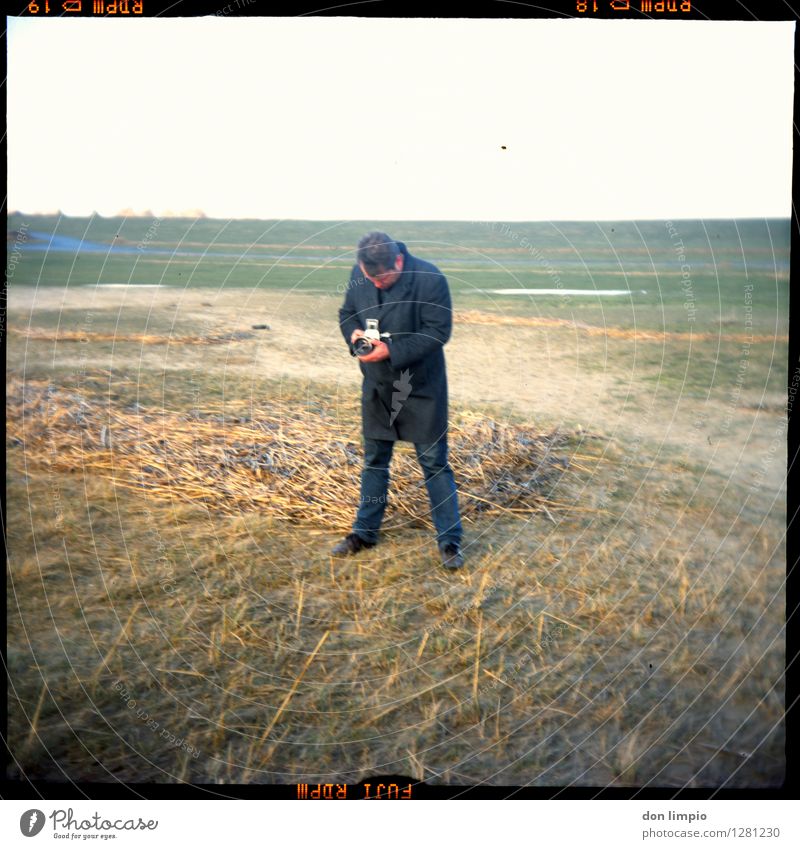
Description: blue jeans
352,437,463,548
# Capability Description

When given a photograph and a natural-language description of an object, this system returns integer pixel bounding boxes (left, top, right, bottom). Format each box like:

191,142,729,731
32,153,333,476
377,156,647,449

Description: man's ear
395,254,404,271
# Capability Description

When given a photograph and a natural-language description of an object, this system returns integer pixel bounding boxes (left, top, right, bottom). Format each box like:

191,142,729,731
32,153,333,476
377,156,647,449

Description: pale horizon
6,210,793,222
7,17,795,222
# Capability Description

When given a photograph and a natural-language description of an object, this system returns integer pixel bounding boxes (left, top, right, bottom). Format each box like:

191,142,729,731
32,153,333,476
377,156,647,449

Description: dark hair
356,231,400,275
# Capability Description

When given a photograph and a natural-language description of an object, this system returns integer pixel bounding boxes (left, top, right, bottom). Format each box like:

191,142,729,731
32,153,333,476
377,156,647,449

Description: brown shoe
330,532,376,557
439,543,465,570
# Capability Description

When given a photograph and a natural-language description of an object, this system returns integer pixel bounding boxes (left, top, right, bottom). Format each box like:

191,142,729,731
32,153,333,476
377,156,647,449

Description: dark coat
338,241,453,443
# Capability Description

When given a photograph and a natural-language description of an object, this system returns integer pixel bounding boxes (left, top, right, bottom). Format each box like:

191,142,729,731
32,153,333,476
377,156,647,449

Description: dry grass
5,372,785,788
455,309,787,344
12,318,788,347
9,327,255,345
6,377,587,531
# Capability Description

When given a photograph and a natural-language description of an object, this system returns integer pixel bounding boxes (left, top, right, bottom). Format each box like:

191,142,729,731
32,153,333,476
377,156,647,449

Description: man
332,231,465,570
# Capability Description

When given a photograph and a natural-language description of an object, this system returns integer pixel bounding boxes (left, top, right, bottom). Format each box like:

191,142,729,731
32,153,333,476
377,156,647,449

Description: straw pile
455,309,785,344
7,378,576,531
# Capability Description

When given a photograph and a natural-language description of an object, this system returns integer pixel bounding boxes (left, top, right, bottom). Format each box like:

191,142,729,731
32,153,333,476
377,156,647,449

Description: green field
7,214,789,332
6,215,789,788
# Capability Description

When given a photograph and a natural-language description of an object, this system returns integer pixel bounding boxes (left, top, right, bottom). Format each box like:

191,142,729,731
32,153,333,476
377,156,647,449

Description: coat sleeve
388,272,453,370
338,268,362,348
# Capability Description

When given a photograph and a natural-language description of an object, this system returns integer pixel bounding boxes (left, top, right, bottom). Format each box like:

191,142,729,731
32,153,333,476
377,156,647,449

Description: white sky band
7,18,794,220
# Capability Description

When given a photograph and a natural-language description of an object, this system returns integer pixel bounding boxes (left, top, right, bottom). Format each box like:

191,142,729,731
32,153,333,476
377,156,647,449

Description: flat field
6,215,789,786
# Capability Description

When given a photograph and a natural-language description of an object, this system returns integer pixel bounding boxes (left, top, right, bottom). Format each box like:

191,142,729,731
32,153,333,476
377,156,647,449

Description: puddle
489,288,648,296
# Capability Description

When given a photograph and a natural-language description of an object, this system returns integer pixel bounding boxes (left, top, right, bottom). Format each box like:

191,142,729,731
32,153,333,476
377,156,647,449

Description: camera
351,318,390,357
352,336,374,356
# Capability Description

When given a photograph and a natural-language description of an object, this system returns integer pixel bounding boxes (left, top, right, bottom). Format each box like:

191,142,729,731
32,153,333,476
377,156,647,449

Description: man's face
359,253,404,289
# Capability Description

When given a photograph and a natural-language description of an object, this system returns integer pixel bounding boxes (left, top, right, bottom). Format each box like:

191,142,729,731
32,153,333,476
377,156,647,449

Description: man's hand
350,329,365,344
357,340,391,363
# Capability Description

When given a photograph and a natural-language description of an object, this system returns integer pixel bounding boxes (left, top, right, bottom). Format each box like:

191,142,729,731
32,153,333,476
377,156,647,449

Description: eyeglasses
361,262,402,285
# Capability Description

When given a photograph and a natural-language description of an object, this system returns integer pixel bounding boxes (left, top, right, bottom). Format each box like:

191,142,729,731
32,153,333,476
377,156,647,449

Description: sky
6,16,796,221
